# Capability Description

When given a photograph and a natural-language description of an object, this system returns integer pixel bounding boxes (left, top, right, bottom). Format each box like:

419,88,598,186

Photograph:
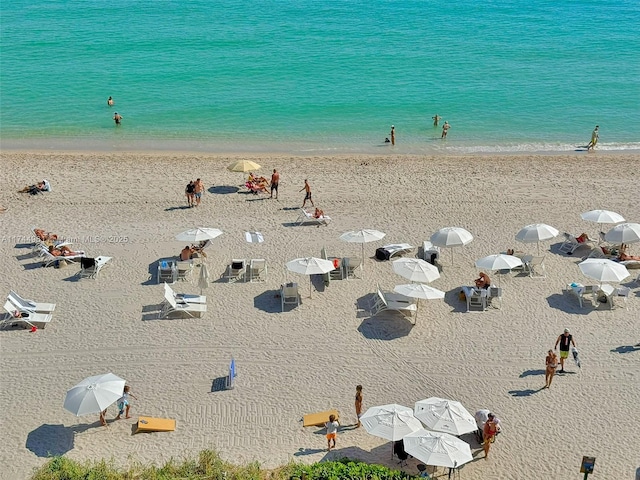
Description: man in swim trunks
299,179,314,208
194,178,204,206
554,328,576,373
270,169,279,199
432,114,441,126
441,121,451,138
113,112,122,125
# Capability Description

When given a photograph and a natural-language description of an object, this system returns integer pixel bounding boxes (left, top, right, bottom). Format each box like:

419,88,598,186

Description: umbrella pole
309,277,313,299
451,248,454,265
361,243,365,278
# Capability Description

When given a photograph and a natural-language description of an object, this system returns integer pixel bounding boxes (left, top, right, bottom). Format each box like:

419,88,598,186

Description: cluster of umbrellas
360,399,478,469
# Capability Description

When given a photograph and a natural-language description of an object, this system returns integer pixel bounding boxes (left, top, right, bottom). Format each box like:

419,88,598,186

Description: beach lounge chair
343,257,362,279
134,416,176,434
375,244,413,261
163,283,206,305
248,259,267,282
8,290,56,313
281,282,300,311
176,260,193,282
2,300,52,329
565,283,596,308
77,256,112,279
370,285,417,320
39,248,85,268
558,233,593,255
224,259,246,283
526,255,546,278
296,208,331,226
422,241,441,265
303,409,339,427
160,287,207,318
614,286,630,310
487,286,502,309
157,259,177,284
30,227,71,255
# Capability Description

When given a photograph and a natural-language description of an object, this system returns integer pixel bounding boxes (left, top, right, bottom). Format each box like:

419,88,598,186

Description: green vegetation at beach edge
31,451,420,480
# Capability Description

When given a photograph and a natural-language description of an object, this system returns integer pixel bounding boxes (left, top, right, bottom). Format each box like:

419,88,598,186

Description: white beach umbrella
403,429,473,469
176,227,223,243
579,258,630,284
430,227,473,264
63,373,125,417
475,254,523,286
339,229,386,277
392,258,440,284
604,223,640,245
581,209,625,229
393,284,445,323
414,397,478,436
285,257,336,298
360,404,423,442
515,223,559,254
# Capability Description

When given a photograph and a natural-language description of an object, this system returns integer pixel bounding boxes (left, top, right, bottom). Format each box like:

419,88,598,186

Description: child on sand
325,414,340,451
115,385,137,420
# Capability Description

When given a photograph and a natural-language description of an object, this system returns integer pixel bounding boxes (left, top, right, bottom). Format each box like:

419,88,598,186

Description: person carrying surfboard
587,125,599,151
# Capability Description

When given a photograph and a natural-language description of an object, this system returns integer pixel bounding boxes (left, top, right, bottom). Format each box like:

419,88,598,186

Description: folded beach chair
160,286,207,318
40,248,85,267
296,208,331,226
375,244,413,261
343,257,362,279
134,416,176,434
157,259,177,284
370,284,417,320
281,282,300,311
163,283,206,305
526,255,546,278
224,259,246,283
248,259,267,282
77,256,112,279
176,260,193,282
422,241,441,265
8,290,56,313
2,300,52,329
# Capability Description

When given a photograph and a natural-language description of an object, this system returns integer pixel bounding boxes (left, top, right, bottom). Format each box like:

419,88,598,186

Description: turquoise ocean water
1,0,639,154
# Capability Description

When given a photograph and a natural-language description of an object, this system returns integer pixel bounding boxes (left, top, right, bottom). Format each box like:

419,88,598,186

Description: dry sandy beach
0,152,638,480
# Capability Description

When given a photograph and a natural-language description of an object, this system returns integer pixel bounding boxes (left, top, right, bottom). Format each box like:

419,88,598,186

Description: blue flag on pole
230,358,236,378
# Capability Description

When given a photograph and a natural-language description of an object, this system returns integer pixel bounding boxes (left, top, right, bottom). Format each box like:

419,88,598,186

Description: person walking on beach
390,125,396,145
185,180,196,207
300,179,314,208
107,96,114,106
554,328,576,373
325,414,340,451
545,349,558,388
113,112,122,125
194,178,204,206
441,121,451,138
482,413,500,460
115,385,138,420
432,114,441,127
354,385,363,428
99,409,108,427
587,125,599,151
270,169,280,199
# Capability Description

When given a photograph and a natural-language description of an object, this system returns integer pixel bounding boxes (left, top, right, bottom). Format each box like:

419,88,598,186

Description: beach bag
375,247,391,261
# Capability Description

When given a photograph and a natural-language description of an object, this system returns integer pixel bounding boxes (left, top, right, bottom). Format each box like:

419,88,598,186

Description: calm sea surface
1,0,639,154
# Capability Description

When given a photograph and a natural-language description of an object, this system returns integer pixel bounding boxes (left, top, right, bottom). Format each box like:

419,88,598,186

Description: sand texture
0,152,638,480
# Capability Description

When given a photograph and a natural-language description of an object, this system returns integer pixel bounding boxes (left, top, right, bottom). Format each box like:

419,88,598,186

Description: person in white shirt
325,414,340,451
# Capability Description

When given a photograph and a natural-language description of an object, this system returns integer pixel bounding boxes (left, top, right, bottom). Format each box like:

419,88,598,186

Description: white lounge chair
39,248,85,267
461,286,488,312
614,286,630,310
487,286,503,309
526,255,546,278
248,259,267,282
422,241,441,265
2,300,52,329
370,285,417,320
157,259,177,284
176,260,194,282
565,283,596,308
558,233,593,255
281,283,300,311
160,286,206,318
163,283,206,305
343,257,362,280
77,256,112,279
224,259,246,283
296,208,331,226
8,290,56,313
375,244,413,261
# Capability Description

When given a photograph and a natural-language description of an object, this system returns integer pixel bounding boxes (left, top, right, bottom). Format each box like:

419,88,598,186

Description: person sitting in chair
190,241,208,258
180,245,195,261
314,207,325,219
475,272,491,289
48,245,82,257
576,233,590,243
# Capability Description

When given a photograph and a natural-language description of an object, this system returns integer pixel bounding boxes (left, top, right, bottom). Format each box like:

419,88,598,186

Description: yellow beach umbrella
227,160,261,173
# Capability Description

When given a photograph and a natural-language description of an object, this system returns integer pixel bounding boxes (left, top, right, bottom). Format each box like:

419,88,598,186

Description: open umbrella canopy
579,258,630,283
176,227,223,242
604,223,640,245
581,209,625,224
340,229,386,244
63,373,125,416
430,227,473,264
515,223,559,254
360,404,423,441
394,283,445,300
403,429,473,469
286,257,336,298
414,397,478,436
392,258,440,283
475,254,523,271
227,160,261,172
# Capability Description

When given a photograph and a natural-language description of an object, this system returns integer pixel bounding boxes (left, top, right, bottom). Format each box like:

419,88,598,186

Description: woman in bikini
545,349,558,388
354,385,363,428
483,417,499,459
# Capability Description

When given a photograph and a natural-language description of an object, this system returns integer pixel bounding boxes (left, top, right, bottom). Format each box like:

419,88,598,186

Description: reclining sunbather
314,207,325,219
576,233,590,243
619,244,640,261
474,272,491,289
19,181,49,195
48,245,82,257
34,228,58,242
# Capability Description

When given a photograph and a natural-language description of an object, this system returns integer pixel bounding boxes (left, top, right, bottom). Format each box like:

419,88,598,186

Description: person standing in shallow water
107,96,114,106
113,112,122,125
432,114,441,126
441,121,451,138
390,125,395,145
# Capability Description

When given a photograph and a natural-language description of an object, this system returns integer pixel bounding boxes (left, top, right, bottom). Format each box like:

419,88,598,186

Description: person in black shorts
299,179,314,208
270,169,280,199
185,180,195,207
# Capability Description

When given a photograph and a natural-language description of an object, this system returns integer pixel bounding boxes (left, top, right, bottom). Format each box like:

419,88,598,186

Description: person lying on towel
48,245,83,257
